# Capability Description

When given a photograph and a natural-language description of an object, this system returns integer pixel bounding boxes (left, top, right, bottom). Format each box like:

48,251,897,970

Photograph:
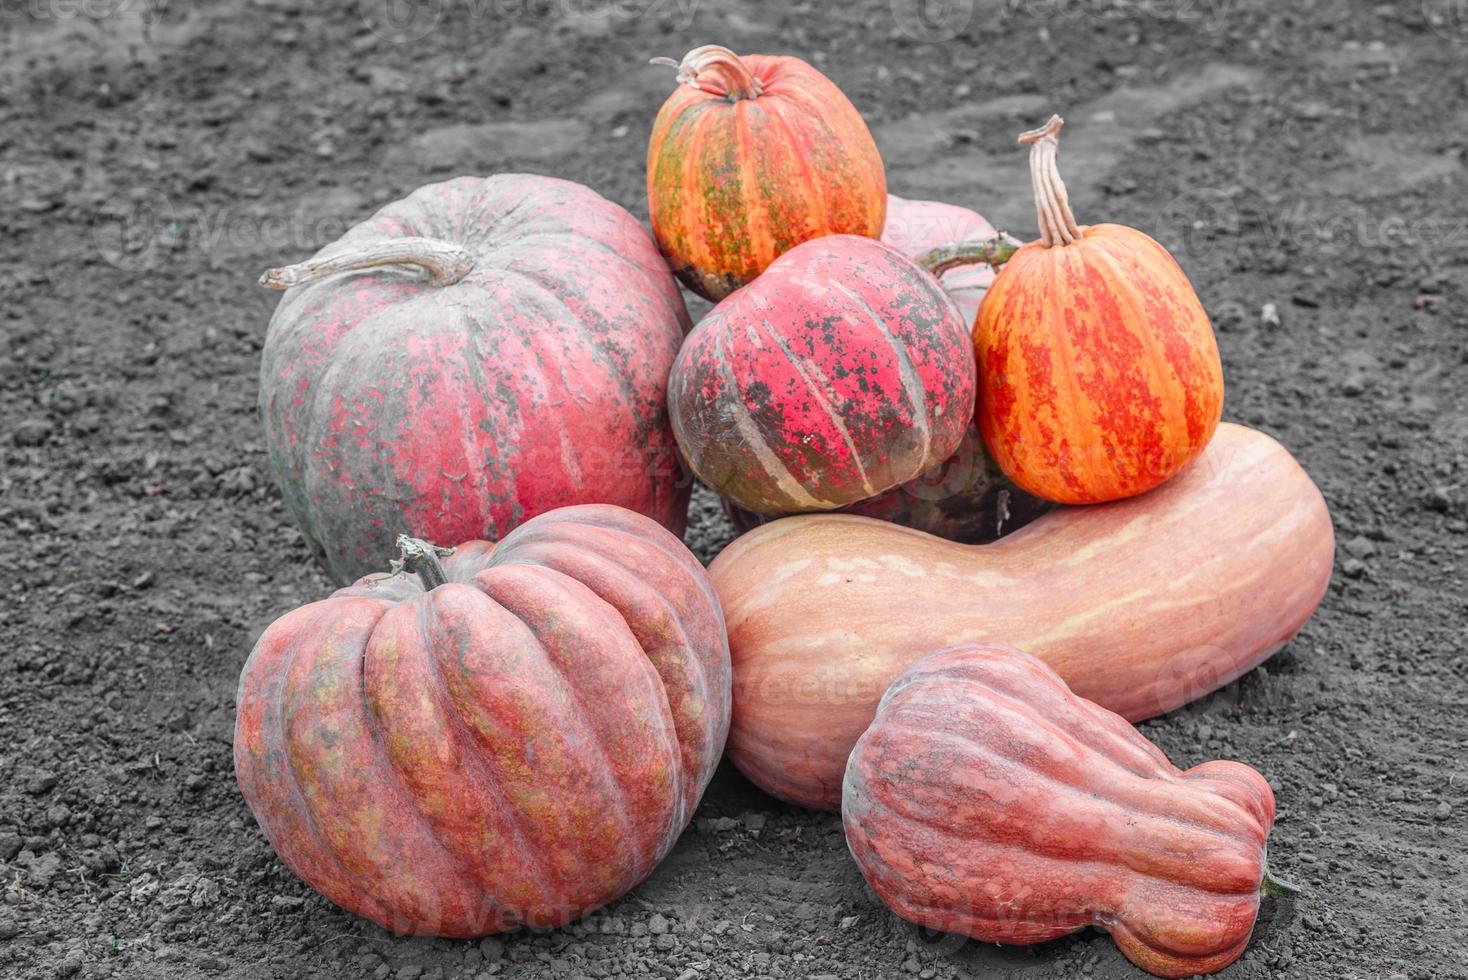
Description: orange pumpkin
647,44,886,301
975,115,1224,504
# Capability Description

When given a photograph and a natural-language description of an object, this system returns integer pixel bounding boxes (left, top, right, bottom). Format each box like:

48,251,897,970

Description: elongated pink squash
710,423,1333,809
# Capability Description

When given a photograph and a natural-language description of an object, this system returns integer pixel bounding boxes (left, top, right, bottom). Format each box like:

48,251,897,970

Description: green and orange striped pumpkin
975,115,1224,504
647,44,886,301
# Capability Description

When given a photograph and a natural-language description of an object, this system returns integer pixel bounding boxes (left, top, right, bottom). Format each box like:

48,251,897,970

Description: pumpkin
710,423,1333,808
258,174,692,584
233,504,731,937
668,234,981,516
721,420,1051,544
882,194,1018,327
647,44,886,301
844,644,1298,978
975,115,1225,504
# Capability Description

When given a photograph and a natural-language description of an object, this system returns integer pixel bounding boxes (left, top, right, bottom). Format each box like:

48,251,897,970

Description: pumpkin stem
392,534,454,591
259,237,475,291
916,235,1022,279
1018,115,1083,248
651,45,764,101
1260,863,1303,899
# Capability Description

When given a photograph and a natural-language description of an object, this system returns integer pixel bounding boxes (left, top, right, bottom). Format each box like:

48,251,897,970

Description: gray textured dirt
2,1,1466,978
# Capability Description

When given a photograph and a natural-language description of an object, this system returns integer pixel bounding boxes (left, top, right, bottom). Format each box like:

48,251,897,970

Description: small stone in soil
1342,558,1367,579
1435,802,1452,821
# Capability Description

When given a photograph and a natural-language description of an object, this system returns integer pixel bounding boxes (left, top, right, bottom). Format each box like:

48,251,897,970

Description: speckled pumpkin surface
233,505,731,938
259,174,692,584
668,234,976,515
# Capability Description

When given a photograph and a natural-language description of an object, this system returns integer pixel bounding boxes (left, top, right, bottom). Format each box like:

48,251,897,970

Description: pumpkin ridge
1080,239,1183,482
502,545,712,810
713,320,833,511
402,588,531,913
829,277,935,481
849,792,1247,919
1089,228,1222,450
757,312,879,498
758,95,831,249
292,599,487,929
860,718,1264,889
255,602,400,927
468,566,673,889
367,588,556,918
887,652,1174,774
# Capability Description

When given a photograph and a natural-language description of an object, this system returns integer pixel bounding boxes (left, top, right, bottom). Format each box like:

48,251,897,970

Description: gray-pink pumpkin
259,174,692,583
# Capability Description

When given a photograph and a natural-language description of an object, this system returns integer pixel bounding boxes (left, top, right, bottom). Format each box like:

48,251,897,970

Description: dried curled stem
650,44,764,100
1018,115,1082,248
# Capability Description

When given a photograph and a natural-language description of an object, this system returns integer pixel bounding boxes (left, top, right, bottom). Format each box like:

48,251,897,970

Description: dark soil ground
3,1,1467,978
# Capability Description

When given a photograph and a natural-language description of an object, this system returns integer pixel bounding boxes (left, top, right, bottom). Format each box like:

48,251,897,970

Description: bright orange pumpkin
975,115,1224,504
647,44,886,301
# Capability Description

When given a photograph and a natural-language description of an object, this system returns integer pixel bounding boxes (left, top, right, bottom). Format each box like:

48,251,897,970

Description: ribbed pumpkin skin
647,55,886,301
976,224,1224,504
668,235,975,515
233,505,731,937
260,175,692,584
882,194,1001,327
709,423,1332,809
844,645,1278,978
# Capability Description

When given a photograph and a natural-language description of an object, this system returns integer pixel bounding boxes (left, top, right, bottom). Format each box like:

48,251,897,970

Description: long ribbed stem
916,235,1022,278
1018,115,1082,248
259,237,475,290
650,44,764,100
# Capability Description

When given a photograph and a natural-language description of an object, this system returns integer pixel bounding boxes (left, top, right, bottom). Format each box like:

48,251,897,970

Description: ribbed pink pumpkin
234,505,731,937
258,175,691,583
667,234,976,515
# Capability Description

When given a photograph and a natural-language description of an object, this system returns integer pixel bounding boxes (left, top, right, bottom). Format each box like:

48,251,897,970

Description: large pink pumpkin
234,505,731,937
259,175,692,583
667,234,976,515
881,194,1012,327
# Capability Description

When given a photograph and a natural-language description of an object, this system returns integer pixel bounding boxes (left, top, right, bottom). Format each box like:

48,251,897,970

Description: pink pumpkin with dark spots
258,174,692,584
233,505,731,937
668,234,976,515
